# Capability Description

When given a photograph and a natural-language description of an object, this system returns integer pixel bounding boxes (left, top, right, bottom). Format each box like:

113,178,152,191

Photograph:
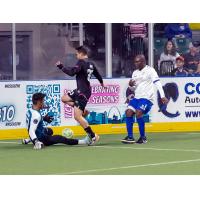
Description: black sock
65,138,79,145
84,126,95,138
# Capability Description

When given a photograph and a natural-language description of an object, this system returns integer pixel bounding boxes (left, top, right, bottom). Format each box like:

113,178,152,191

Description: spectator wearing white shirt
158,40,180,75
159,40,180,65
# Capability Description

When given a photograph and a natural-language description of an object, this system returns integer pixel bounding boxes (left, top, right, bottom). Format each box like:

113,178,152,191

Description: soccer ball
62,128,74,139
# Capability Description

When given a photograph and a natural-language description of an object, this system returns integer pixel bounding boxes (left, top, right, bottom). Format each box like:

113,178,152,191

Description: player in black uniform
56,46,105,145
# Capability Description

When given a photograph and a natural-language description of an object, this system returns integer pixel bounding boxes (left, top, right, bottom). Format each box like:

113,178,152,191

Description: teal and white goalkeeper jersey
26,109,45,141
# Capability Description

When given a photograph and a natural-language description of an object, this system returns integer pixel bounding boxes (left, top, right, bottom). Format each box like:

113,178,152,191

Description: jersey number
140,104,147,111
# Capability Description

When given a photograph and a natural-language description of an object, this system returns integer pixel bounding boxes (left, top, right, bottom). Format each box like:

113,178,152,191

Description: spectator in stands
164,23,192,40
129,23,148,59
129,23,147,38
154,23,168,37
159,40,180,66
183,41,200,73
174,56,188,77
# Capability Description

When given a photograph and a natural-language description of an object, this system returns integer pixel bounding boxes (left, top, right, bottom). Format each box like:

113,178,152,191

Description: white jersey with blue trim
26,109,45,141
131,65,165,103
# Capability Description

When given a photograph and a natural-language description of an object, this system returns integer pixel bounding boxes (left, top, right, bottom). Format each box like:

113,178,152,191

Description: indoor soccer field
0,132,200,175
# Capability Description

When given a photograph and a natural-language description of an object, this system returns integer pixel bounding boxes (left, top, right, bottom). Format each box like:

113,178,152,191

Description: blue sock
137,117,145,138
126,117,135,139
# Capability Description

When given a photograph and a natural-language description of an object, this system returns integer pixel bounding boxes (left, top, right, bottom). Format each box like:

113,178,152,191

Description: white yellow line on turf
0,141,19,144
92,145,200,153
61,158,200,175
1,141,200,153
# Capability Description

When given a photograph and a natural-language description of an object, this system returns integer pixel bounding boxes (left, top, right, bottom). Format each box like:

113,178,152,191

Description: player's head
134,54,146,70
32,93,46,109
75,46,89,59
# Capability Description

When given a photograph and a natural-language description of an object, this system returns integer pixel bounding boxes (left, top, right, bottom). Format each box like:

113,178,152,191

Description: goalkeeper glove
43,114,54,123
33,139,44,150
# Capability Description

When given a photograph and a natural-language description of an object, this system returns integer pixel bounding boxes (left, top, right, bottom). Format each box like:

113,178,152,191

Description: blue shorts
128,98,153,114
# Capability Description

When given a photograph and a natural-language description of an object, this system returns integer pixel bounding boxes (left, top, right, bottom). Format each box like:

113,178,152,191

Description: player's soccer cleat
136,136,147,144
121,136,135,144
88,134,100,146
82,109,89,118
22,138,31,145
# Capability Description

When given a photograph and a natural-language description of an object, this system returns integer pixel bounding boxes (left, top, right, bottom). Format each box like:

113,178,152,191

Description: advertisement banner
61,78,152,126
1,77,200,132
153,77,200,122
0,82,26,129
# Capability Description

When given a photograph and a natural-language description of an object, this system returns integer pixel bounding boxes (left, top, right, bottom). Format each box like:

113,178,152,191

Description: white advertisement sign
0,82,26,129
60,79,134,126
152,77,200,122
1,77,199,131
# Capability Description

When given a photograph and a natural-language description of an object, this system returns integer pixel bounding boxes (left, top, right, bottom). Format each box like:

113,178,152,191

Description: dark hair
164,40,177,56
75,46,88,55
32,93,46,105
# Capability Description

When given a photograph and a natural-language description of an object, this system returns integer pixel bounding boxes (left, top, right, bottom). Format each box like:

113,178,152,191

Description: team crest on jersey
33,119,38,124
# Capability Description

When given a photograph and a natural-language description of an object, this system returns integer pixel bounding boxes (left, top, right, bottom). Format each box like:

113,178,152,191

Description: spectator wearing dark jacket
165,23,192,40
183,41,200,72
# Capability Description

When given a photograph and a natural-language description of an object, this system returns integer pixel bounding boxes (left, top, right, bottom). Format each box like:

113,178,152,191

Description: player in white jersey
23,93,92,150
121,55,168,144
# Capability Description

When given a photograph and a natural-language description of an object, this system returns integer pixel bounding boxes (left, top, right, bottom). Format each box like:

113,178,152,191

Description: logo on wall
0,105,21,126
86,106,126,125
26,84,61,126
157,82,180,118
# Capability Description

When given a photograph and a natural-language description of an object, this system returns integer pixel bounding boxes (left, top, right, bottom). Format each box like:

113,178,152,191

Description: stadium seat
154,38,168,55
175,38,191,54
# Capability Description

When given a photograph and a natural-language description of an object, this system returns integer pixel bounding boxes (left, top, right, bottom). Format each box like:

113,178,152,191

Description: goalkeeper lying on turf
22,92,92,150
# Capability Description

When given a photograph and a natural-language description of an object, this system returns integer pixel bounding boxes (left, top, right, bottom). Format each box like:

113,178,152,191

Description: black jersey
62,59,103,99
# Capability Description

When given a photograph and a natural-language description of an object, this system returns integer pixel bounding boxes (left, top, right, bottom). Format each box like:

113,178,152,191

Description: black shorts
44,127,53,136
68,89,89,111
39,128,54,146
40,128,79,146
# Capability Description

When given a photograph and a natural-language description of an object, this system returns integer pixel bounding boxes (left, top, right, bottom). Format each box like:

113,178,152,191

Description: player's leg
121,98,138,144
61,94,75,107
62,91,89,118
74,94,99,142
135,99,153,144
135,109,146,143
42,135,91,146
73,106,99,144
121,109,135,143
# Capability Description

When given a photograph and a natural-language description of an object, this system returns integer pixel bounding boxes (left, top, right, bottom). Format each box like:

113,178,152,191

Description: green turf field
0,132,200,175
